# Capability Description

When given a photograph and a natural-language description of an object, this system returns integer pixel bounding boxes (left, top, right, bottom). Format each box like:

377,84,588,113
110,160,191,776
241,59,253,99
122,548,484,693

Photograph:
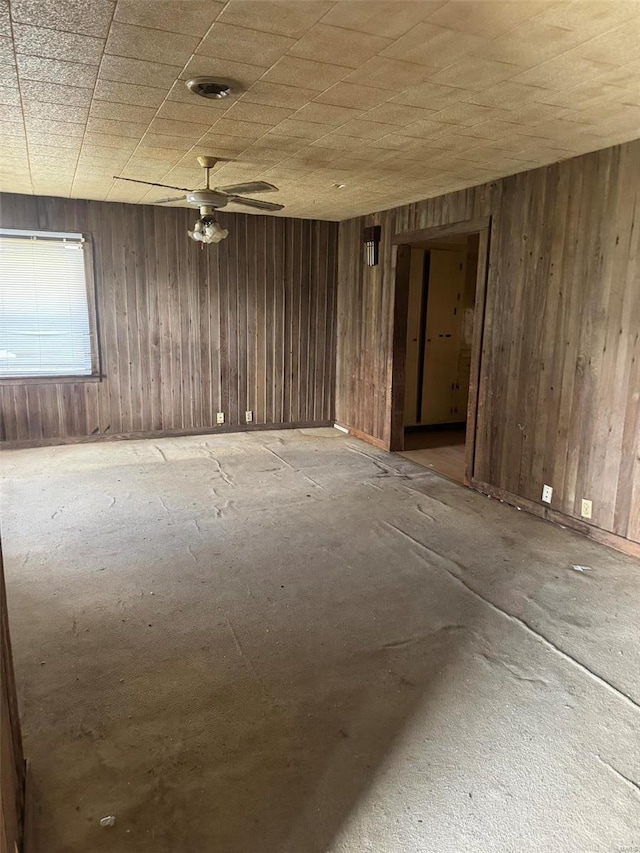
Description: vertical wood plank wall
0,196,337,442
336,140,640,545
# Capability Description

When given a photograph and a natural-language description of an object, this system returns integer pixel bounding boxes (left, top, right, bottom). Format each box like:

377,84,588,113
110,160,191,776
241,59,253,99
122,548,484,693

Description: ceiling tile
148,117,210,139
179,55,266,91
0,84,19,105
257,132,307,152
28,143,77,161
13,24,104,64
94,79,168,108
381,22,487,68
106,22,199,65
138,133,194,151
313,82,389,109
512,54,617,91
99,54,181,88
289,23,391,68
17,54,98,87
390,81,468,110
1,119,24,137
320,1,444,38
0,34,12,63
465,81,548,109
157,99,229,124
311,134,374,152
343,57,434,91
0,62,18,87
26,117,84,137
124,148,180,165
2,0,640,219
197,22,294,66
87,116,149,137
430,101,498,127
218,1,332,37
532,1,639,37
10,0,114,38
572,19,640,67
243,82,318,109
478,22,592,67
20,79,93,105
429,57,520,91
90,100,157,123
196,132,253,152
385,118,448,140
0,1,12,40
426,1,549,37
209,117,271,139
113,0,224,36
270,118,328,139
292,102,362,126
23,101,88,123
362,102,436,125
262,56,350,91
331,119,391,139
28,132,82,150
223,100,293,125
84,131,138,150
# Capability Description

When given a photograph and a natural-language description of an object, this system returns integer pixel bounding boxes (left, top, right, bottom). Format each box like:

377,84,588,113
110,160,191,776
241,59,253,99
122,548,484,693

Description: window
0,228,98,379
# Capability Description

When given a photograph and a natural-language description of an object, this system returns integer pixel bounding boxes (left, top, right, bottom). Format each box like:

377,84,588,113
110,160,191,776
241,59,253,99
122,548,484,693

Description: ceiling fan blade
154,195,187,204
227,195,284,212
214,181,278,195
113,176,191,192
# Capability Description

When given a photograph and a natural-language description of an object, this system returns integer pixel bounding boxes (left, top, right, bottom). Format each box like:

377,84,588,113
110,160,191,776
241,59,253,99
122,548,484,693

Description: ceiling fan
113,156,284,244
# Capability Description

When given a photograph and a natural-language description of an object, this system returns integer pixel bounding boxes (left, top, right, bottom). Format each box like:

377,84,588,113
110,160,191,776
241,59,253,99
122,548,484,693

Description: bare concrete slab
1,429,638,853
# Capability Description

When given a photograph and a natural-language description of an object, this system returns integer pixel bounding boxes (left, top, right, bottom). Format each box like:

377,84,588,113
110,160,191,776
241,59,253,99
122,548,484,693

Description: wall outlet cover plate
542,484,553,503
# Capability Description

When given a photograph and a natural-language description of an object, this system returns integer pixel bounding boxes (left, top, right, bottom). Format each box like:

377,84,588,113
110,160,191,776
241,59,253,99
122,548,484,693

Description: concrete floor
1,428,638,853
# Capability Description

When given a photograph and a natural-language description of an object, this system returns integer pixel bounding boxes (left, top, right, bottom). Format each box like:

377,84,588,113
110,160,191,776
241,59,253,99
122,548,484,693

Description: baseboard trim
471,478,640,559
336,424,389,451
0,421,333,450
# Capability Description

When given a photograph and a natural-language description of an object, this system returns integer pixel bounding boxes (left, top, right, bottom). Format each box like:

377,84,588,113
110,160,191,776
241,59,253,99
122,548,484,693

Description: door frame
389,216,491,486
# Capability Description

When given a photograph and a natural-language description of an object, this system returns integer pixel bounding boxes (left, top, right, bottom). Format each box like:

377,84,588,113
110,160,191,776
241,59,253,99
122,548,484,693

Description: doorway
390,219,490,486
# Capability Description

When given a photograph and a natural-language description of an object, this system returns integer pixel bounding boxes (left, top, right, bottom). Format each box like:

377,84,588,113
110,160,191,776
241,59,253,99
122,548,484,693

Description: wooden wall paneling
264,216,274,424
248,213,264,423
0,195,338,445
389,244,411,451
465,227,490,483
335,140,640,548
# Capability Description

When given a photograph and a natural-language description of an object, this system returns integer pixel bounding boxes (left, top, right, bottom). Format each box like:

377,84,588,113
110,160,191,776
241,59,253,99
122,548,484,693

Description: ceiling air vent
185,77,233,99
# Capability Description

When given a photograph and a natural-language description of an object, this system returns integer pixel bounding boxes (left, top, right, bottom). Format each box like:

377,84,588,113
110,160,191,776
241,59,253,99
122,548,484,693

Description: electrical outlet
216,412,224,425
245,410,253,423
542,484,553,503
581,499,592,519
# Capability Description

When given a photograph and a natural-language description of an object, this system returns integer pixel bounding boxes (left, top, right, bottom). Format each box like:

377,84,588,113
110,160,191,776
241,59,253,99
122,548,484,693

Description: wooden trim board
0,421,333,450
472,478,640,559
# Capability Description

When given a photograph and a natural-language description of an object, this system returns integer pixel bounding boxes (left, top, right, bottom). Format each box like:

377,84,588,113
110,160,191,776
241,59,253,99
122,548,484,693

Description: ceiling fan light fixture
185,77,233,99
189,215,229,244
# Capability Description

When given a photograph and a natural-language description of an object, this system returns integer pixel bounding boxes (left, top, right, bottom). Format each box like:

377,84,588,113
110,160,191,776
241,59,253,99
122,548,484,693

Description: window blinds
0,229,93,377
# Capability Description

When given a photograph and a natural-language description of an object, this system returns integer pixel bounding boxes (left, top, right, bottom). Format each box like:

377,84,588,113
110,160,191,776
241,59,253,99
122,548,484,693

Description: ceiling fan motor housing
187,190,228,208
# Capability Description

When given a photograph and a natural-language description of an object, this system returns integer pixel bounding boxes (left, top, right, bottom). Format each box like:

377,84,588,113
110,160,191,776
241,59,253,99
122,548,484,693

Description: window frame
0,230,102,385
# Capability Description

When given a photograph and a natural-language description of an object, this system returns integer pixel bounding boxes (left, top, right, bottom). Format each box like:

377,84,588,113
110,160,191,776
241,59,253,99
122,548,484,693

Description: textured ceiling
1,0,640,220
